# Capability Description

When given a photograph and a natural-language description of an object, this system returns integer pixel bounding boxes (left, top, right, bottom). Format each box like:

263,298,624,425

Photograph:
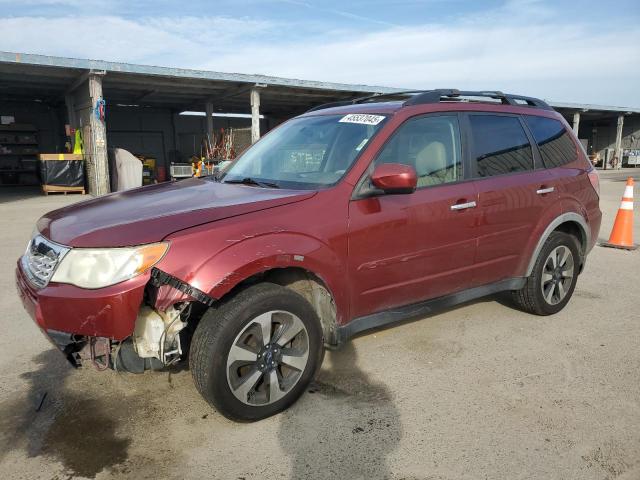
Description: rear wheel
190,282,323,421
512,231,580,315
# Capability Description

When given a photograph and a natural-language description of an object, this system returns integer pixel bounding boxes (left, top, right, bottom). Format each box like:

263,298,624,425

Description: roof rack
307,89,551,112
403,89,551,109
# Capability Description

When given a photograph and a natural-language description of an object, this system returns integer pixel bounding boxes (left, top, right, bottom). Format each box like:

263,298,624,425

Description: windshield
221,113,387,189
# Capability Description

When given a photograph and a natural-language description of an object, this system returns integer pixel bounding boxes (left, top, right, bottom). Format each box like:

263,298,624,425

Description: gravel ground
0,171,638,480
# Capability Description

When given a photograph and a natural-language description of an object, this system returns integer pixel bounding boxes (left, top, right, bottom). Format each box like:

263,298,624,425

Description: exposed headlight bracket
149,268,216,307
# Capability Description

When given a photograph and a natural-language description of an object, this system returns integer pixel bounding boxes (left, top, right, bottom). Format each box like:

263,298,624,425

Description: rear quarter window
524,115,577,168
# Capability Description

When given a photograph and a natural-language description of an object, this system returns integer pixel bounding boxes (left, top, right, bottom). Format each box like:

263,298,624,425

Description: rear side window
524,115,577,168
469,115,533,177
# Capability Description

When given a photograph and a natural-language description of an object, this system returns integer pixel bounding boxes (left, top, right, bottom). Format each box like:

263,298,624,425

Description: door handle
450,201,477,211
536,187,555,195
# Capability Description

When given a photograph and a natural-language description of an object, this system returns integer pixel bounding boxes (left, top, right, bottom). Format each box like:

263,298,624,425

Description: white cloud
0,3,638,107
277,0,398,27
204,24,640,106
143,16,277,44
0,15,278,66
0,16,196,64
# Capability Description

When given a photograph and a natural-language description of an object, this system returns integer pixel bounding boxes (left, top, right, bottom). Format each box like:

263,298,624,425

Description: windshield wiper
223,177,280,188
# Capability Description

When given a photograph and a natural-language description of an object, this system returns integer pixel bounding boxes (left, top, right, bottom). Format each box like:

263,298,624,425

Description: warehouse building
0,51,639,195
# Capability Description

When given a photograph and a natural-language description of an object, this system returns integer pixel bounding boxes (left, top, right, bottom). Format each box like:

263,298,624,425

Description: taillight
588,169,600,197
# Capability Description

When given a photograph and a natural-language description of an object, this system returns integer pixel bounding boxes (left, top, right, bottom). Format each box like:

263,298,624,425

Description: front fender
157,231,349,324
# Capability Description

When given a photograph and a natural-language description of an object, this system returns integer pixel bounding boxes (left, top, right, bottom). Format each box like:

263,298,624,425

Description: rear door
347,113,479,319
466,113,559,286
522,114,588,203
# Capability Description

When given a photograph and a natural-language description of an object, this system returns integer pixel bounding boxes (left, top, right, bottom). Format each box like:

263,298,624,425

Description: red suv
16,90,601,421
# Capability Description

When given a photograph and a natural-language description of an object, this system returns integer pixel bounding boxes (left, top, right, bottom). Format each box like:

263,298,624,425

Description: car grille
21,235,69,288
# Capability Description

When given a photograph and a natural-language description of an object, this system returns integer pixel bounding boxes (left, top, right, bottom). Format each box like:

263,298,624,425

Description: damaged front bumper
16,262,215,369
16,260,149,340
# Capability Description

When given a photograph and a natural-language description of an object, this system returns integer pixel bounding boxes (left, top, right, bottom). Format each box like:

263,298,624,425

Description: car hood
37,178,316,247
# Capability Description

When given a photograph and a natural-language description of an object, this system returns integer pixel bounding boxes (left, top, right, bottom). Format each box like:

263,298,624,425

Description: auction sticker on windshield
339,114,386,125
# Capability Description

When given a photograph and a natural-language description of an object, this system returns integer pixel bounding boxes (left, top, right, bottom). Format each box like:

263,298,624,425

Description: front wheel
190,283,323,421
512,231,581,315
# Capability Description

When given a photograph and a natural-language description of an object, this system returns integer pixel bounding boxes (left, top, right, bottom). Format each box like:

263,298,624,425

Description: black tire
512,231,581,316
190,282,324,421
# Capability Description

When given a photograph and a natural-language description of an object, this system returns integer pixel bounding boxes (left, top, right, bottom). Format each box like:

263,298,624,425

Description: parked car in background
16,89,601,421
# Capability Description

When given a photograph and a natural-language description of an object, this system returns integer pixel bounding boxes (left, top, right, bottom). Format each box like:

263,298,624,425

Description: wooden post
205,101,214,149
614,115,624,170
572,112,580,135
86,72,110,195
250,88,261,144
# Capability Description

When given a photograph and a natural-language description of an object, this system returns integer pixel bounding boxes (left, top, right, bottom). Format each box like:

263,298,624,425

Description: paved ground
0,171,639,480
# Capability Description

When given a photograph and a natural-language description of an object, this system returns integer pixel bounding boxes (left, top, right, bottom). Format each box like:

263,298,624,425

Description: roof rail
403,89,551,109
307,89,551,112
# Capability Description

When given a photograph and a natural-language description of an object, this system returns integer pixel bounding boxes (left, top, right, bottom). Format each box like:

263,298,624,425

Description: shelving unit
0,123,39,186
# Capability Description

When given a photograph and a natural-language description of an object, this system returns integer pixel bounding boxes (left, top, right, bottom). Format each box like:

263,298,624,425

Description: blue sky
1,0,639,106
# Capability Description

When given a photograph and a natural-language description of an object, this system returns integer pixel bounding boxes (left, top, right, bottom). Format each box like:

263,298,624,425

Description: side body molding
525,212,590,276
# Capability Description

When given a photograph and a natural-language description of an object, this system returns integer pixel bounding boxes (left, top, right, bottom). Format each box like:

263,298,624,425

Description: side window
469,115,534,177
375,115,462,187
524,115,577,168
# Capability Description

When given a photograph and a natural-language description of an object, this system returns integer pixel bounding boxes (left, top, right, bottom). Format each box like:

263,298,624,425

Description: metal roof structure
1,51,639,117
0,51,398,116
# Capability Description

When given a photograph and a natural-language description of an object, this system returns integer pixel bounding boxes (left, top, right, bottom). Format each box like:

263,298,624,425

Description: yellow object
73,129,84,155
194,159,206,177
142,157,156,169
138,156,157,185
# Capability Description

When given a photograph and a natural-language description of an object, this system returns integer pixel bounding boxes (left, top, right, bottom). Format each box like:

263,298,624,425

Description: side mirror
370,163,417,194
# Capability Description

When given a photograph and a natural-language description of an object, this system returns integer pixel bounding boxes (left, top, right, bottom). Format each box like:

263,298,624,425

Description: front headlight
51,242,169,289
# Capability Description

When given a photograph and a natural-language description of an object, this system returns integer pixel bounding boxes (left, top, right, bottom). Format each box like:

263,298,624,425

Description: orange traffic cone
601,177,637,250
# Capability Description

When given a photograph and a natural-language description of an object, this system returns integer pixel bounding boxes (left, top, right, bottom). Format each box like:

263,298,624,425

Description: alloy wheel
540,245,575,305
226,310,310,406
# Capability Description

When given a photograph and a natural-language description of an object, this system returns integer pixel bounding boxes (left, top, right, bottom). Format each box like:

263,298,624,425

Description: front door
347,114,478,320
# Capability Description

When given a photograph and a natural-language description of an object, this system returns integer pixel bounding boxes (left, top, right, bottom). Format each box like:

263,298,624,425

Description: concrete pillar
614,115,624,170
572,112,580,135
85,72,110,195
205,101,214,148
250,88,261,144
